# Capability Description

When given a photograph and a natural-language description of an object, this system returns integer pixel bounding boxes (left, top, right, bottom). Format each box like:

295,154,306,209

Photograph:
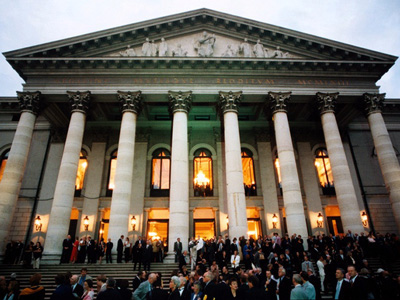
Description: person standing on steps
117,235,124,263
174,238,182,263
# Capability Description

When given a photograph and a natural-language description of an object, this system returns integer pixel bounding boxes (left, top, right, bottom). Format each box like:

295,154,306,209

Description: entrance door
247,218,262,239
327,217,344,236
147,220,169,253
68,220,78,240
194,219,215,240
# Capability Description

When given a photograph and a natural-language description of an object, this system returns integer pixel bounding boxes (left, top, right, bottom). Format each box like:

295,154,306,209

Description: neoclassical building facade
0,9,399,262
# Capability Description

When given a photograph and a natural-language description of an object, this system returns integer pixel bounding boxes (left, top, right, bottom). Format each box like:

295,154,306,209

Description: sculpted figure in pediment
172,44,188,57
159,38,168,57
222,44,237,57
194,31,216,57
119,45,137,57
253,39,267,58
151,40,158,57
272,46,289,58
239,38,252,57
142,38,152,56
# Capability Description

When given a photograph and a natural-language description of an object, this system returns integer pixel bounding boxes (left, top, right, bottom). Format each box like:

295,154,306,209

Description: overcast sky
0,0,399,97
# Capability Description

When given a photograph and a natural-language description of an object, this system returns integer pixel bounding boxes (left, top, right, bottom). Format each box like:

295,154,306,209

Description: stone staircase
0,262,179,299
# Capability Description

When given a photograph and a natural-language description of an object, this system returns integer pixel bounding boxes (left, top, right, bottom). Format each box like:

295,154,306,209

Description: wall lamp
361,211,368,227
131,216,137,231
34,216,42,231
317,213,324,228
272,214,278,229
83,215,89,231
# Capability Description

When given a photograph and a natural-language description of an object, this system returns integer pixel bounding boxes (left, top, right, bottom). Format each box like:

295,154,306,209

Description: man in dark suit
333,268,351,300
264,270,277,300
117,235,124,263
247,275,267,300
61,235,73,264
347,266,368,300
276,267,291,300
174,238,183,263
106,238,113,263
224,234,231,256
203,272,217,300
50,274,73,300
179,250,189,272
70,275,84,299
143,240,153,271
132,271,146,292
97,278,122,300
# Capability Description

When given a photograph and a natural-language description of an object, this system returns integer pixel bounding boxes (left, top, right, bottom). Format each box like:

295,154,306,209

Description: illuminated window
274,157,282,188
75,151,88,196
151,149,170,197
0,149,10,182
314,148,335,195
242,149,256,196
194,149,213,197
106,150,118,196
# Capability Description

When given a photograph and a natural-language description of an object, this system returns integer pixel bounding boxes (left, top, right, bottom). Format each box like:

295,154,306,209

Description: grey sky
1,0,399,97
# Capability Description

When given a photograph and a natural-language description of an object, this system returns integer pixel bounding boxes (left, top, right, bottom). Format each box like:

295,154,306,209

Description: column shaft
273,112,308,238
108,112,137,249
0,111,37,250
44,111,87,255
321,112,364,233
368,112,400,232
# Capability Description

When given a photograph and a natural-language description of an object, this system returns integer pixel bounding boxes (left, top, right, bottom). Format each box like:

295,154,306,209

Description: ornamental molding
17,91,41,115
117,90,143,115
316,92,339,115
268,91,291,114
363,93,385,116
168,91,192,114
218,91,242,114
67,91,91,114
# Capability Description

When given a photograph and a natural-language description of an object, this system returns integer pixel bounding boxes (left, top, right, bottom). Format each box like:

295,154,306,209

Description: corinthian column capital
67,91,91,114
316,92,339,115
117,90,143,114
168,91,192,114
269,91,291,114
218,91,242,114
363,93,385,116
17,91,41,115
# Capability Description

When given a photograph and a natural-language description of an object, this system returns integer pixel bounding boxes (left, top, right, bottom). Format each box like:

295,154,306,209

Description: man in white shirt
317,256,326,292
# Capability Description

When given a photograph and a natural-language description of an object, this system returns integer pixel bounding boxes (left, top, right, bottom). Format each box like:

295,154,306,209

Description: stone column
218,91,248,239
364,93,400,232
44,91,90,255
108,91,142,250
269,92,308,239
168,91,192,253
0,92,40,251
317,92,364,233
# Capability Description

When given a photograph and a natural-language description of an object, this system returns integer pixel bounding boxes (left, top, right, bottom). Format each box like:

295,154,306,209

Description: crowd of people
2,230,400,299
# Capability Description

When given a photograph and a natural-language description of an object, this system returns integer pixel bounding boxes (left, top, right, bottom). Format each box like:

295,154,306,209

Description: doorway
327,217,344,236
194,219,215,240
147,220,169,252
247,218,262,240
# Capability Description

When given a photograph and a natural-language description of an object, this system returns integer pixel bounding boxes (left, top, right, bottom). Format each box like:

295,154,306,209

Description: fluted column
43,92,90,255
218,91,248,239
168,91,192,253
0,92,40,252
364,93,400,232
44,91,91,255
269,92,308,239
317,92,364,233
108,91,142,250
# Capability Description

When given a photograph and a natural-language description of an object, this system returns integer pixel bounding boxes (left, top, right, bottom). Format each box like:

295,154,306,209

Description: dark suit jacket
132,276,142,292
50,284,73,300
106,242,113,253
246,287,267,300
264,278,277,300
148,287,169,300
216,281,230,299
97,288,122,300
144,245,153,261
277,276,291,300
174,242,183,254
333,279,351,300
117,239,123,252
349,276,368,300
71,283,83,299
203,281,217,300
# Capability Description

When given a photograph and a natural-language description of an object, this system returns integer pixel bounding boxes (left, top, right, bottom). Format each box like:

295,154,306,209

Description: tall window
151,149,170,197
274,157,282,188
0,149,10,182
314,148,335,195
106,150,118,197
193,149,213,197
242,148,256,196
75,150,88,196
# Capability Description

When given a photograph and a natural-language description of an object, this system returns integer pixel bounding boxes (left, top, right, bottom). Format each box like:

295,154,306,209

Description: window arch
193,149,213,197
241,148,257,196
0,149,10,182
151,148,170,197
75,150,88,196
314,148,335,195
106,149,118,197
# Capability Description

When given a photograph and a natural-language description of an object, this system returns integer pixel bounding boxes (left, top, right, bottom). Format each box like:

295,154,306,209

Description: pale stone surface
168,111,190,251
273,112,308,240
0,111,36,252
224,112,248,238
79,143,106,237
368,112,400,232
321,112,364,233
217,141,229,235
108,112,137,252
297,142,326,235
257,141,282,235
44,112,86,255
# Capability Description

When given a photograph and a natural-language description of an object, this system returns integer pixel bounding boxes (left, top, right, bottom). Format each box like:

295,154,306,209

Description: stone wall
9,199,33,242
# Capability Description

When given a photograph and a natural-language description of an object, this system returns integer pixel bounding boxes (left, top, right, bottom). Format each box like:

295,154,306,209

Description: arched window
241,148,257,196
193,149,213,197
75,150,88,196
151,149,170,197
314,148,335,195
106,150,118,197
0,149,10,182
